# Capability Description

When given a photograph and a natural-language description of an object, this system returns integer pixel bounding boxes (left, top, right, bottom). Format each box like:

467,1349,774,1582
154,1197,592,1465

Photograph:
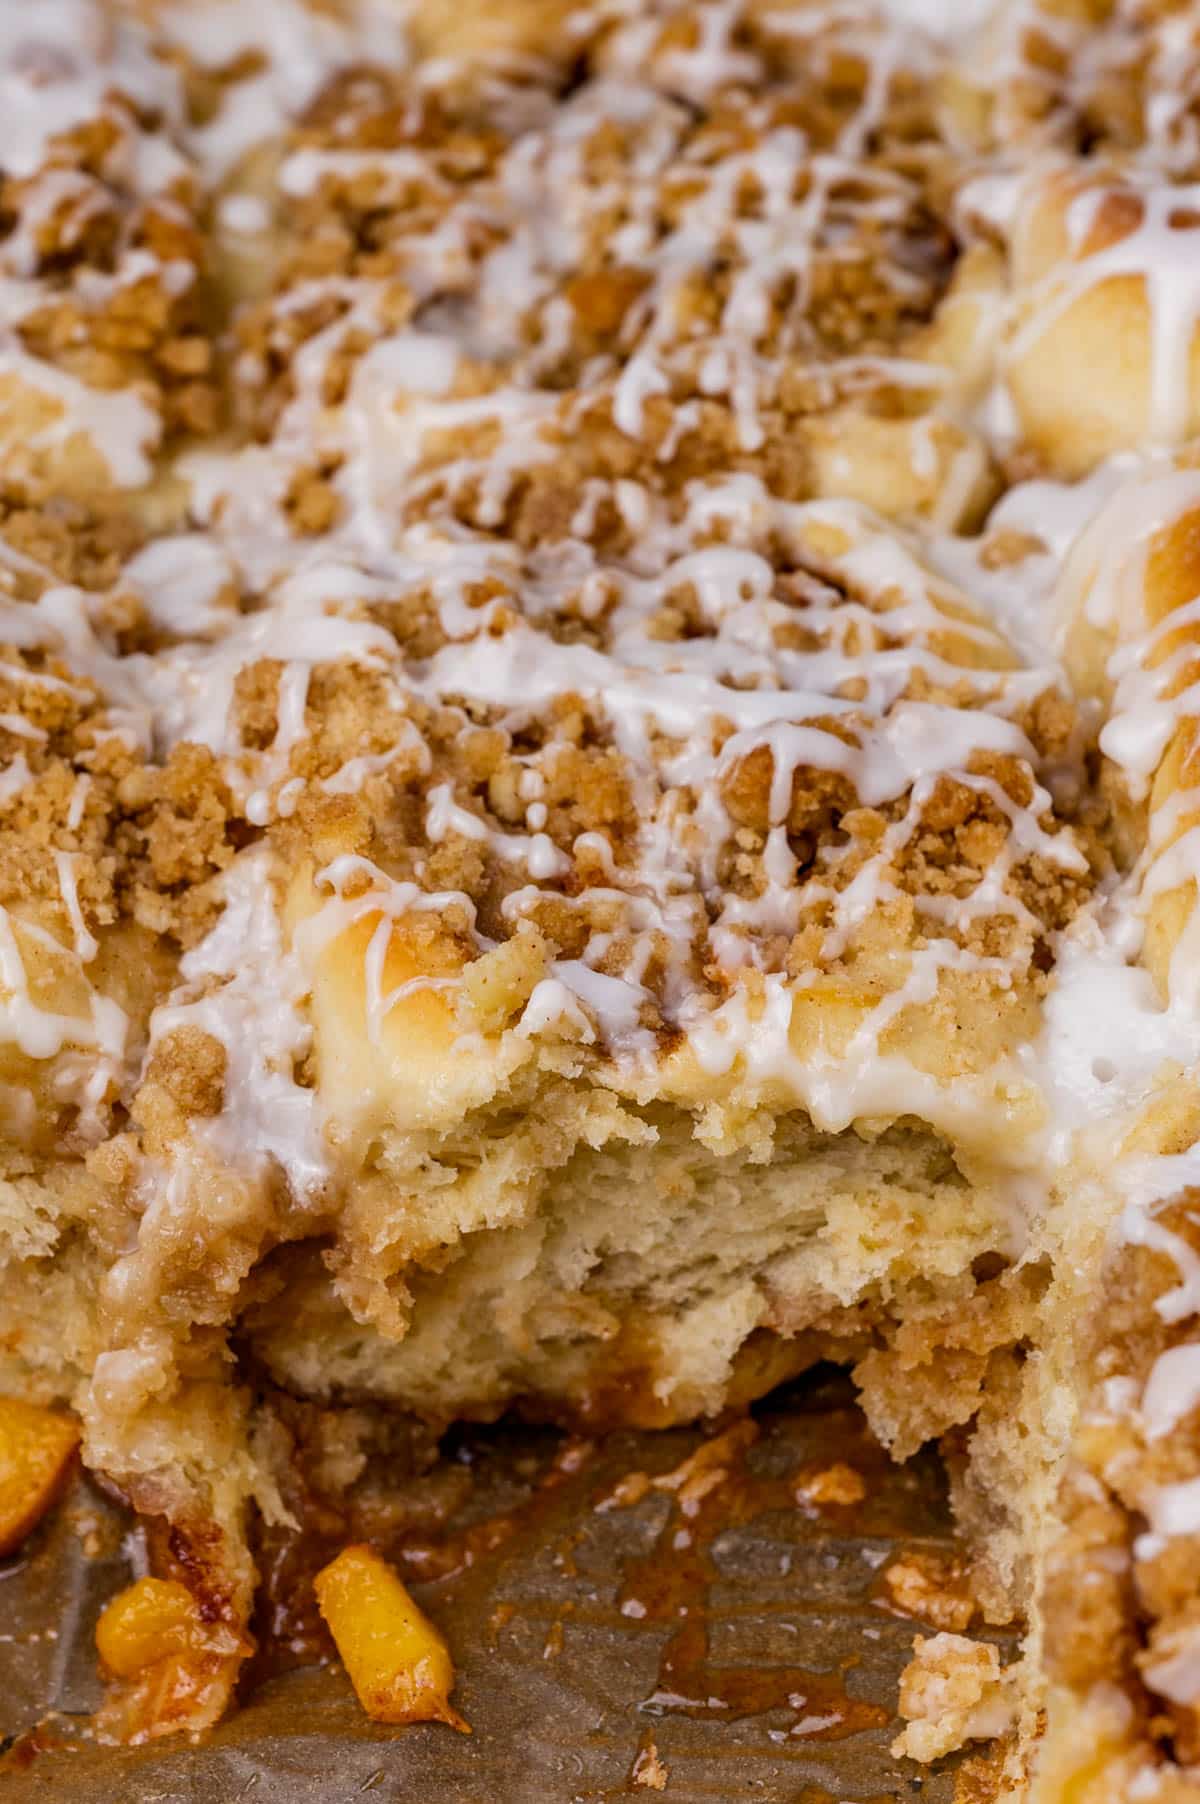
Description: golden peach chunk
0,1396,79,1556
93,1571,250,1745
314,1545,469,1731
95,1577,198,1679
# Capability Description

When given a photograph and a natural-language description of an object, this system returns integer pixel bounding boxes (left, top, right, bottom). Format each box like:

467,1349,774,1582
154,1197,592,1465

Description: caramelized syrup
611,1420,888,1742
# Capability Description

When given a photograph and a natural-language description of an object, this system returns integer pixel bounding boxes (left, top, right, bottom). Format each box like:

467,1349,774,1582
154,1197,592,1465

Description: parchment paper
0,1372,1012,1801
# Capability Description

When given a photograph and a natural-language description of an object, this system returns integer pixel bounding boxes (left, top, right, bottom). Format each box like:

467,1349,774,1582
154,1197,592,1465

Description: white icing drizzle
0,900,127,1129
1141,1344,1200,1443
1143,1630,1200,1709
0,345,160,489
147,848,325,1194
11,4,1200,1711
1026,456,1200,1619
159,0,410,181
1009,175,1200,446
0,2,1095,1184
0,1,196,488
0,3,178,183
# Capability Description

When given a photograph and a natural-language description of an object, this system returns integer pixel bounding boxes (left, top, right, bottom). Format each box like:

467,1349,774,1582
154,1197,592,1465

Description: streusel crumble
4,1,1200,1795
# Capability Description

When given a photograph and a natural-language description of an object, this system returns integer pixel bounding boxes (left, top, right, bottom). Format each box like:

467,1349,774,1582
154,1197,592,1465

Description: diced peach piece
95,1577,198,1679
313,1544,469,1731
0,1396,79,1556
93,1570,250,1745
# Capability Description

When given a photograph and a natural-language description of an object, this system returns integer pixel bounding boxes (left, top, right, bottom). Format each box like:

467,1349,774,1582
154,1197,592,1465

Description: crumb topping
7,0,1200,1769
0,0,1105,1167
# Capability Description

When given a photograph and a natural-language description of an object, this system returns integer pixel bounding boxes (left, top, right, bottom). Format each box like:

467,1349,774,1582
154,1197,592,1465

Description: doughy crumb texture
3,0,1200,1796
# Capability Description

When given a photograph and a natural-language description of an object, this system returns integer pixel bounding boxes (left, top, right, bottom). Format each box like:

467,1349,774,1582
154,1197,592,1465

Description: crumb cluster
2,0,1200,1784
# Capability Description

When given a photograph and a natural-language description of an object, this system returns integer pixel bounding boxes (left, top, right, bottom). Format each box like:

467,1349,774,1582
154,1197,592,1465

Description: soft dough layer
7,0,1200,1790
245,1107,1023,1427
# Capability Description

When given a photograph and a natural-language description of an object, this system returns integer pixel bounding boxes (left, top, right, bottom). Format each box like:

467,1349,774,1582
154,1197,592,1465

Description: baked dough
3,1,1200,1793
